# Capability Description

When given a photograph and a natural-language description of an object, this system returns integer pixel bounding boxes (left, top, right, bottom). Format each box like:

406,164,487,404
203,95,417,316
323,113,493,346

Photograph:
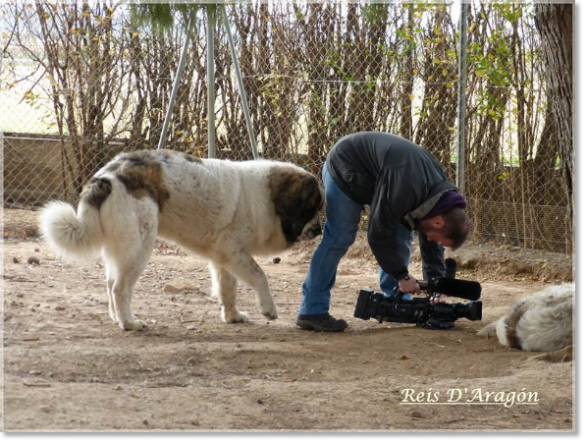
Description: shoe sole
296,320,347,332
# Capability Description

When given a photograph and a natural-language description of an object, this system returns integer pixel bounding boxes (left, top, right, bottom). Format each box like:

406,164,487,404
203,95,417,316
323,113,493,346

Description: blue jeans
299,165,413,316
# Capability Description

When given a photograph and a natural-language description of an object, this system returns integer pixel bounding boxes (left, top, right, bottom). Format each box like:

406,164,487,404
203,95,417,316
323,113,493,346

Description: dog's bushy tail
40,178,111,261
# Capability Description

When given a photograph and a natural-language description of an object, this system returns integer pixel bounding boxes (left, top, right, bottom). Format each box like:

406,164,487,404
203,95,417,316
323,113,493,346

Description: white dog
478,283,574,352
40,150,324,331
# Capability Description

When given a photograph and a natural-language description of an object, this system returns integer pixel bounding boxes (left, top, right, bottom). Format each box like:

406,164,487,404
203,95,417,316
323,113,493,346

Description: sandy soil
1,208,574,431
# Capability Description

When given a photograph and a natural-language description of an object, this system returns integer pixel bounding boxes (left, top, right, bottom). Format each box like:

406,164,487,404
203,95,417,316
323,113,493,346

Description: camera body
354,289,483,329
353,260,483,329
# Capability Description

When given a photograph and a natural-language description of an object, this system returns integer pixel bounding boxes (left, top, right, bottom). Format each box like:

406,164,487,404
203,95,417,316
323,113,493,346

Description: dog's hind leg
103,239,155,330
101,204,158,331
105,264,116,324
209,262,249,323
533,345,574,363
221,251,278,320
208,262,220,303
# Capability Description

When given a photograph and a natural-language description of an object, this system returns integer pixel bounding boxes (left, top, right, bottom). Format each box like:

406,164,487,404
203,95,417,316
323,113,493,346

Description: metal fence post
157,15,195,151
457,0,469,194
207,4,216,159
221,5,259,160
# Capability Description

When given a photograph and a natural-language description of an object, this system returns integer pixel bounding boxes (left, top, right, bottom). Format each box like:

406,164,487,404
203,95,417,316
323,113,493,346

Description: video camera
353,259,482,329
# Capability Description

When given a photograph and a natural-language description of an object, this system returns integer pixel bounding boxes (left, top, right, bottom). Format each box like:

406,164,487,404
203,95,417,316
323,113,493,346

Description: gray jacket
326,132,458,279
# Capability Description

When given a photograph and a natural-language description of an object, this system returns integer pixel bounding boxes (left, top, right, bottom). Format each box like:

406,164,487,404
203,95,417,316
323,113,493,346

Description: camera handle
393,283,439,302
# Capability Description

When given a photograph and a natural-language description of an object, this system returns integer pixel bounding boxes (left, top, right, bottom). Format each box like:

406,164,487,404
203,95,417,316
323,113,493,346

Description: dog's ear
293,175,323,213
275,174,322,220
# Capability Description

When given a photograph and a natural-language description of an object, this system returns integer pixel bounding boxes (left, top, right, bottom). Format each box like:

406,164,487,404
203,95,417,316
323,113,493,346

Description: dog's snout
306,223,322,240
312,224,322,237
298,218,323,242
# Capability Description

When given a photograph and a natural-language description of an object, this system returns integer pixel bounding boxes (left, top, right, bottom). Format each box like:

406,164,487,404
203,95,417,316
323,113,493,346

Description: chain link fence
1,1,572,253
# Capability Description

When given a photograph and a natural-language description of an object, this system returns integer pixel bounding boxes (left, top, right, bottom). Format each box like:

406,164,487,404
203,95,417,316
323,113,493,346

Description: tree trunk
534,1,573,222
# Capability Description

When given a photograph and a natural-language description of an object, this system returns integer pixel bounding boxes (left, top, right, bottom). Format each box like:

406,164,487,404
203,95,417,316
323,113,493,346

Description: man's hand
430,294,447,305
398,275,421,294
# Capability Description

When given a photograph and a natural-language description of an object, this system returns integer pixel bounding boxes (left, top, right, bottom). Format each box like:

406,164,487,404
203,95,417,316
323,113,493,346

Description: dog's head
269,166,324,245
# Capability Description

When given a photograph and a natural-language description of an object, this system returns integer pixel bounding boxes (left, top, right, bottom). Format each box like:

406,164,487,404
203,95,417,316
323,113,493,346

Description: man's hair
441,207,470,250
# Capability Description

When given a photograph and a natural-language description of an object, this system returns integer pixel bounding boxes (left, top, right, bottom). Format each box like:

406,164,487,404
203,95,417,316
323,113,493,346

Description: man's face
418,215,454,247
424,228,455,248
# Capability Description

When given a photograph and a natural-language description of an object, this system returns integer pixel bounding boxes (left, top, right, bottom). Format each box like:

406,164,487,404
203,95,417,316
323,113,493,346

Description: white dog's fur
478,283,574,352
40,150,323,331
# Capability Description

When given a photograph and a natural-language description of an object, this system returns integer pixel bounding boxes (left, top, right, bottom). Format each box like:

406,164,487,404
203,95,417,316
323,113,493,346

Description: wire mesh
1,1,572,253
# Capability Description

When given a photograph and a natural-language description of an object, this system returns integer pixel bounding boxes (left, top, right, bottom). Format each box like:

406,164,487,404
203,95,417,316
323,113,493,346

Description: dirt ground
1,208,575,431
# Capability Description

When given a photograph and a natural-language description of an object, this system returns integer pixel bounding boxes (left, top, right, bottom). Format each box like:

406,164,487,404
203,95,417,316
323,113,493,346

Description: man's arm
367,167,424,293
418,231,446,281
367,218,421,294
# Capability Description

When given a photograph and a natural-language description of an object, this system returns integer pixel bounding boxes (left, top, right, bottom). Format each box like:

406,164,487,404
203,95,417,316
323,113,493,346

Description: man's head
417,207,470,249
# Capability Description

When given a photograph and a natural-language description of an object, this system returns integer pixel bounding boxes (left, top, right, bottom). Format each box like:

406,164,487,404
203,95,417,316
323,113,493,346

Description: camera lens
449,301,482,321
458,301,482,321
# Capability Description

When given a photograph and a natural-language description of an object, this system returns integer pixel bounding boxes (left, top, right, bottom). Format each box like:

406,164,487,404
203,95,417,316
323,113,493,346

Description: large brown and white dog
40,150,324,331
478,283,574,353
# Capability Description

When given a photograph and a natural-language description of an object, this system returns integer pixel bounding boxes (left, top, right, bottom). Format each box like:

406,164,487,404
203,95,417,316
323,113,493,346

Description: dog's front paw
120,318,148,331
261,302,278,320
222,308,250,324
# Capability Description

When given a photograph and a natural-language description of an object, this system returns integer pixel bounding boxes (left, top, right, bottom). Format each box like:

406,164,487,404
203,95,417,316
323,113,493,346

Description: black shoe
296,314,348,332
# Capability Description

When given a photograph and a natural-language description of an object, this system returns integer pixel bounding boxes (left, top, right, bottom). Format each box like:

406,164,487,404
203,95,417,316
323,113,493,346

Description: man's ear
428,215,445,229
